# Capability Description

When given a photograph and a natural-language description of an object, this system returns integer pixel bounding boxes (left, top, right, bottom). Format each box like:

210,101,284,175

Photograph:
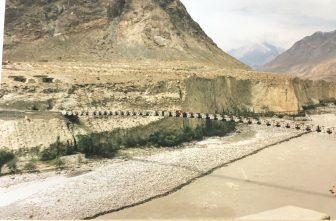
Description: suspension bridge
62,110,336,135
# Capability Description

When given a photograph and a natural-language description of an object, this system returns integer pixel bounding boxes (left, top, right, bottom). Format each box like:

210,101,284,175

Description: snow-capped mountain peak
228,42,284,69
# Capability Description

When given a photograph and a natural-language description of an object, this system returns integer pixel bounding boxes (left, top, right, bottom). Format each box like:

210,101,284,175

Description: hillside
229,42,284,69
3,0,247,68
263,30,336,81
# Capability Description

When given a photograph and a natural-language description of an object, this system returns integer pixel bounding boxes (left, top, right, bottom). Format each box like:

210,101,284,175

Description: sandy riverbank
0,125,302,219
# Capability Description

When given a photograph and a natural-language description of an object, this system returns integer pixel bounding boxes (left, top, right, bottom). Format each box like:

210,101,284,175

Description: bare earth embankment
99,114,336,220
0,125,302,220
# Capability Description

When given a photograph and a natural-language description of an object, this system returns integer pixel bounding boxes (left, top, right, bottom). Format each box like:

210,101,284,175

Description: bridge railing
61,110,336,135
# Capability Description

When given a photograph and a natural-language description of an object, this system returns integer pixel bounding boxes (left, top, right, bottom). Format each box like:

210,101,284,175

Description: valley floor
0,124,301,219
98,114,336,219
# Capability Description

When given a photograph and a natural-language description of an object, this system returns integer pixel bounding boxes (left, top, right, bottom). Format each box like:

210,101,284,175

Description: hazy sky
181,0,336,51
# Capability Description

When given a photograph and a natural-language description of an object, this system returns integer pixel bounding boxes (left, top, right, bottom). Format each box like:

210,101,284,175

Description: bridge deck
62,110,335,135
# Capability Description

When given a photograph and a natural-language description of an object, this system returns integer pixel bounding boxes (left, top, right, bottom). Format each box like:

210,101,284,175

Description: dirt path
98,115,336,219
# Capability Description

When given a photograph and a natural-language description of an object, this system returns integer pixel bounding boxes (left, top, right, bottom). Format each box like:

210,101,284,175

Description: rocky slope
3,0,246,68
263,30,336,81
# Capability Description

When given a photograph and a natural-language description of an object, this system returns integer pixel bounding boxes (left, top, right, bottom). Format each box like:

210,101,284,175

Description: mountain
228,42,284,69
3,0,247,69
263,30,336,81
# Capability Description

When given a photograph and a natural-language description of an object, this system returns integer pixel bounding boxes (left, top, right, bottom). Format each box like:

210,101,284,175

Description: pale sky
181,0,336,51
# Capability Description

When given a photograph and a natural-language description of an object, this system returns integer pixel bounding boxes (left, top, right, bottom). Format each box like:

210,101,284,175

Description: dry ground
1,61,289,86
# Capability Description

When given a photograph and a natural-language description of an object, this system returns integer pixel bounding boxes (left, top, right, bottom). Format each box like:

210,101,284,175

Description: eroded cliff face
183,76,336,113
293,79,336,107
183,77,254,113
0,114,161,151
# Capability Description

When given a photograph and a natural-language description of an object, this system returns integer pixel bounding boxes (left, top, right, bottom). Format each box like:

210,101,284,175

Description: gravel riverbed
0,125,303,219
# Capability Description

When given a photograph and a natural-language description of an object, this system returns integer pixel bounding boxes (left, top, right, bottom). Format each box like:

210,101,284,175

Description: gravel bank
0,125,303,219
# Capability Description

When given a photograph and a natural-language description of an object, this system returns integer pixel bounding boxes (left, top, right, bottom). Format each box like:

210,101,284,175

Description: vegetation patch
65,115,80,125
8,75,27,83
303,99,336,111
0,148,15,175
23,160,37,173
221,107,276,118
40,118,236,160
1,119,235,175
40,137,76,161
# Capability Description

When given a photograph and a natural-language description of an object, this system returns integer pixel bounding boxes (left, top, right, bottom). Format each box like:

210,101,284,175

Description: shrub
7,158,18,173
302,99,335,111
24,161,37,172
0,149,15,175
30,147,41,156
203,120,235,137
40,137,75,161
65,115,80,125
75,120,236,157
40,148,57,161
37,119,236,160
54,158,66,170
77,134,118,158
